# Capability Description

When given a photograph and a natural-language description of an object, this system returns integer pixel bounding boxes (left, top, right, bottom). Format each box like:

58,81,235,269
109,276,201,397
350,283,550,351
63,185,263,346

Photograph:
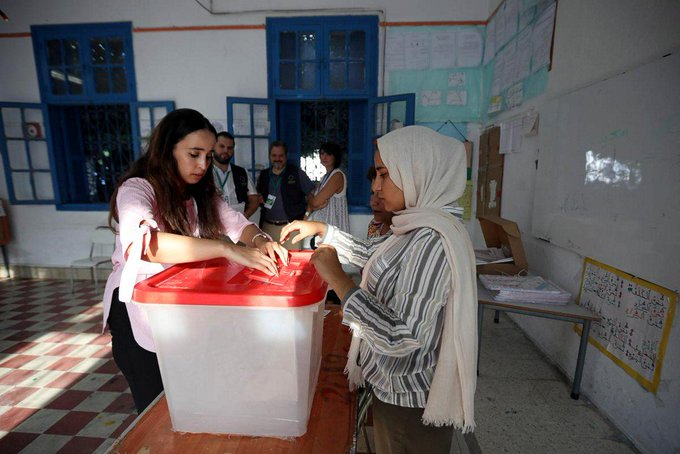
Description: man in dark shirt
256,141,315,249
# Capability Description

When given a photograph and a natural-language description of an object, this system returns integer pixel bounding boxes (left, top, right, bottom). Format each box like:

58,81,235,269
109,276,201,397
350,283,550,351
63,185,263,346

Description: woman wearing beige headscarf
281,125,477,453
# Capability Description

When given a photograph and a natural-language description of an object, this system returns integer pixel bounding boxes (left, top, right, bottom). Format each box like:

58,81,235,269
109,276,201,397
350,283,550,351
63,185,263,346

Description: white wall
487,1,680,453
0,0,488,266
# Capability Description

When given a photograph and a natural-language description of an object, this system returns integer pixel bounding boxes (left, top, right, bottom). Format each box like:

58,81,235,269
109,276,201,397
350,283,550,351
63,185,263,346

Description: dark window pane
65,39,80,65
108,38,125,64
349,62,365,89
329,62,346,89
111,67,127,93
93,67,110,93
47,40,62,65
279,32,296,60
279,62,295,89
349,31,366,59
90,38,107,64
50,69,66,94
299,32,316,60
66,67,83,94
299,62,316,90
329,31,346,59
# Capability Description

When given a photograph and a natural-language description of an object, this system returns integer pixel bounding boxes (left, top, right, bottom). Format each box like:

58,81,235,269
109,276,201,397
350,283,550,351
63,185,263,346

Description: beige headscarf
347,125,477,432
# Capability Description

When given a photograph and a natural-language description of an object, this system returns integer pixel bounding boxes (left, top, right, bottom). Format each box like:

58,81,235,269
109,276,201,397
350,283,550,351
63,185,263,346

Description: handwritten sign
577,258,676,393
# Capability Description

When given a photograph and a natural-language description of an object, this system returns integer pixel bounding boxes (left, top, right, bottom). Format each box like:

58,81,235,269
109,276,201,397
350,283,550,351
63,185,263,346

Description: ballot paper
479,274,571,305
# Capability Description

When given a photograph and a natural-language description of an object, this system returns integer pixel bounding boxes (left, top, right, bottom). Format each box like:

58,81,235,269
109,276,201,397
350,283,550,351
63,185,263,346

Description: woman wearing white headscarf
281,125,477,453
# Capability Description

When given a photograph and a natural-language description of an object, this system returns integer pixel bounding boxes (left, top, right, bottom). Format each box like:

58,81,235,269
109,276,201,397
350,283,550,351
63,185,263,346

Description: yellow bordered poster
575,257,677,393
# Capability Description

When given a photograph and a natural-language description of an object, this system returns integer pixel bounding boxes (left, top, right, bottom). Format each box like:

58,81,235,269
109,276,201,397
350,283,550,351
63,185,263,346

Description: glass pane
299,32,316,60
349,31,366,59
24,108,44,126
7,140,28,169
253,105,270,136
1,108,23,138
34,172,55,200
389,101,407,129
12,172,33,201
374,103,387,136
254,139,270,171
108,38,125,64
47,40,62,65
50,69,67,95
67,67,83,94
152,107,169,127
349,62,365,89
93,67,110,93
299,62,316,90
137,107,152,138
329,62,346,89
279,62,295,89
232,104,252,135
90,38,107,64
300,101,349,180
329,31,346,59
29,141,50,169
65,39,80,65
111,67,127,93
279,32,296,60
234,137,253,170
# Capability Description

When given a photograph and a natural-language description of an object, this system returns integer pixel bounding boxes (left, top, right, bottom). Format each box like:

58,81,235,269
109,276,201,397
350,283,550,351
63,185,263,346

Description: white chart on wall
532,52,680,290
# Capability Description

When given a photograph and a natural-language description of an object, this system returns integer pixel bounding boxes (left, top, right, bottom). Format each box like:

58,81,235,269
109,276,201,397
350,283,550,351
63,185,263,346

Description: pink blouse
101,177,253,352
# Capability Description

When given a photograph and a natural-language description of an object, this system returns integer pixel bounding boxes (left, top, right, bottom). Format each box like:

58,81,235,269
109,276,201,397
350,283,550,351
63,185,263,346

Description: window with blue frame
0,22,174,209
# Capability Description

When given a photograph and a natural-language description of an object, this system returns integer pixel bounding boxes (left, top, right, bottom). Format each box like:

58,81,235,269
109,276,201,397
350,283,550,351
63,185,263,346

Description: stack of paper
479,275,571,305
475,247,514,265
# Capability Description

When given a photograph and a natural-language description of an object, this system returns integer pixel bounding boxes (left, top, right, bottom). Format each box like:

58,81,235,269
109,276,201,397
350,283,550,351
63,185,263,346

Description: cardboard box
477,215,528,275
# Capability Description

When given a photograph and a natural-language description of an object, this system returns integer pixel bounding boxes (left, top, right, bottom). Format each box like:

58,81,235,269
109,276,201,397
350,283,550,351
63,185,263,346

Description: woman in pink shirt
104,108,287,412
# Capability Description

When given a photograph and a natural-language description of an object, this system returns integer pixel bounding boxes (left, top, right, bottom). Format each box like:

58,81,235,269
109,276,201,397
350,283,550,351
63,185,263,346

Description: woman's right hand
225,244,279,276
280,220,327,245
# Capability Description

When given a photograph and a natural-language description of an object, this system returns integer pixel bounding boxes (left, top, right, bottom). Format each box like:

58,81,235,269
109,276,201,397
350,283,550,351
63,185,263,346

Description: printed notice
531,2,556,71
456,29,483,67
385,34,405,70
404,32,430,70
448,71,466,87
430,30,457,69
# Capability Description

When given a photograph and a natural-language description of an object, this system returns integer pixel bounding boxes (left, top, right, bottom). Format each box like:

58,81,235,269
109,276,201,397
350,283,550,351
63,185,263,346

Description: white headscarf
349,125,477,432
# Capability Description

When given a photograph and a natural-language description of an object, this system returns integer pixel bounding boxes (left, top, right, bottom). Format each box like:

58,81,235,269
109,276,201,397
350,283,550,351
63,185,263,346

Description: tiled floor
0,278,136,454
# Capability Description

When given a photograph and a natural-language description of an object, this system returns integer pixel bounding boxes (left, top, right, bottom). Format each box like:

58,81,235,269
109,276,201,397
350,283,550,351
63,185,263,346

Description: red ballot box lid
132,250,328,308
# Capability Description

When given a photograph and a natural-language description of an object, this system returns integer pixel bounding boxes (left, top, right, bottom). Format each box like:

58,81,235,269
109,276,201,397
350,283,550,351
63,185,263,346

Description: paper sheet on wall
430,30,457,69
420,90,442,106
448,71,466,87
385,34,405,70
500,40,519,90
488,95,502,113
494,6,508,49
483,18,496,65
500,116,523,153
519,4,536,31
491,58,504,96
506,83,523,109
456,29,483,67
517,27,533,80
404,32,430,70
531,2,556,71
503,0,519,43
446,90,468,106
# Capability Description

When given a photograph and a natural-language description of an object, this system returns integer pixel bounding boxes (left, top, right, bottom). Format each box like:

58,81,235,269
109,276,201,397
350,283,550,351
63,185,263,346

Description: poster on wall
576,258,677,393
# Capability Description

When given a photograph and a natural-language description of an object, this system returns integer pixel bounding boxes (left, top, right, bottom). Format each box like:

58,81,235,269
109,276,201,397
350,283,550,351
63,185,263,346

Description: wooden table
477,281,601,400
110,306,356,453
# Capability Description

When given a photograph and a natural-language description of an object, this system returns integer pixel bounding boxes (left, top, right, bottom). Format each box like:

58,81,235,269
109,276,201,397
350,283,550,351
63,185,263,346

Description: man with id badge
256,141,315,249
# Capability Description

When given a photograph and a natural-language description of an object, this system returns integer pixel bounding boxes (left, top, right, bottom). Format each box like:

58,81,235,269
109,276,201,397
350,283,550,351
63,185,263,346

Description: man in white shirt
212,131,260,219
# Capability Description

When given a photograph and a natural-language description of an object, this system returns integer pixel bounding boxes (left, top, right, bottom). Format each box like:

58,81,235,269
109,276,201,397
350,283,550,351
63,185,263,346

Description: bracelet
252,232,270,246
304,210,311,217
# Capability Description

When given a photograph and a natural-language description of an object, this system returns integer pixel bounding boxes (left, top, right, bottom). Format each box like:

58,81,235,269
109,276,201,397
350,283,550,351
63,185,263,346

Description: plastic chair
70,226,114,294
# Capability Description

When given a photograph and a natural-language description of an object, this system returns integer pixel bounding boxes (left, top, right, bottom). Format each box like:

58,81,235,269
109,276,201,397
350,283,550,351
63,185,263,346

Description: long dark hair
108,108,223,239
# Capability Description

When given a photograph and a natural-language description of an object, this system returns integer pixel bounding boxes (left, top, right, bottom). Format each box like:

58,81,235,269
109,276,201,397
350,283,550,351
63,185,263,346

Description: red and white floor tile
0,278,136,454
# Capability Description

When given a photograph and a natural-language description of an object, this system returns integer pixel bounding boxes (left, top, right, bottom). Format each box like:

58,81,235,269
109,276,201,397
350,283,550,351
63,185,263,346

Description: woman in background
281,126,477,453
305,142,349,232
104,108,286,413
